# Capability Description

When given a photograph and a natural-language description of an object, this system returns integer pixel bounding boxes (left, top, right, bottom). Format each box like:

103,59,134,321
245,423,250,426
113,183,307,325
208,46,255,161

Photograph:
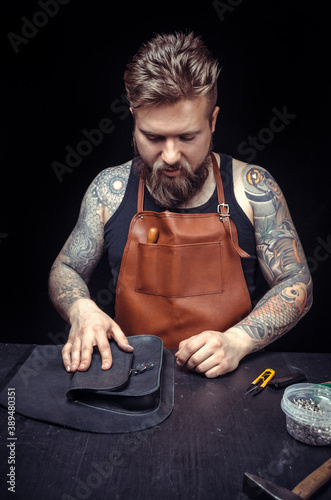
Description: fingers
175,334,208,367
62,341,75,372
62,335,93,372
193,348,238,378
110,322,134,353
62,334,110,372
95,336,112,370
62,324,107,372
175,331,239,378
61,319,133,372
97,323,133,370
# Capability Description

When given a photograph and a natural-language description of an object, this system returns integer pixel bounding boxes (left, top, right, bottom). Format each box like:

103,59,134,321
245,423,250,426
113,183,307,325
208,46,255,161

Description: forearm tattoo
237,166,312,348
49,162,131,318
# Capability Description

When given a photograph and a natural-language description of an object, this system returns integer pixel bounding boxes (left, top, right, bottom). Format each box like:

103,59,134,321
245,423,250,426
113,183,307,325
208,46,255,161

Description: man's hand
62,298,133,372
174,329,253,378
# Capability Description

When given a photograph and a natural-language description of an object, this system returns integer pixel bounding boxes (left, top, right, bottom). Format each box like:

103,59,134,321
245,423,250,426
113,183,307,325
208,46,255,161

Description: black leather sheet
0,336,174,433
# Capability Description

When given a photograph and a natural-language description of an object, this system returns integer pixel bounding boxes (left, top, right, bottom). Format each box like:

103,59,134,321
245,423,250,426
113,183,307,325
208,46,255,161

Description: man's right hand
62,298,133,372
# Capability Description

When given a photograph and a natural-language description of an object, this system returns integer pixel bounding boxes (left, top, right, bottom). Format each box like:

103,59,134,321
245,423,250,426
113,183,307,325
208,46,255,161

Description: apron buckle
217,203,230,221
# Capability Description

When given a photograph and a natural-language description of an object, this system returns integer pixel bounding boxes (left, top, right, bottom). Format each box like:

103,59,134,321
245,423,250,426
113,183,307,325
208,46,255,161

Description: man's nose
161,139,181,165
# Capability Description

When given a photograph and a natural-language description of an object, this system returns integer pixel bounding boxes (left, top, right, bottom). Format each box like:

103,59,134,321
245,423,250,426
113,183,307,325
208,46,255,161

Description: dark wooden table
0,343,330,500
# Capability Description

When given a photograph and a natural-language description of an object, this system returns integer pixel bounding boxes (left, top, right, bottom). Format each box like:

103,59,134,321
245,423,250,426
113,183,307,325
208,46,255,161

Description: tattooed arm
49,163,132,372
232,165,312,349
175,161,312,377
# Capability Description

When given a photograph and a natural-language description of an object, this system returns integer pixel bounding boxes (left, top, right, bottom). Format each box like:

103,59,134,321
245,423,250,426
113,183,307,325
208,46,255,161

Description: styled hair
124,32,220,119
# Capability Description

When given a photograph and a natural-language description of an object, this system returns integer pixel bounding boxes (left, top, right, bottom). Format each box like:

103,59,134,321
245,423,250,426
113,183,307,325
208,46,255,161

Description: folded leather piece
0,335,174,433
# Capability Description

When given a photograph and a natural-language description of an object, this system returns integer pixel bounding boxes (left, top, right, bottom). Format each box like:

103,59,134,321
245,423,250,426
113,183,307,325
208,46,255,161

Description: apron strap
211,152,250,258
138,175,145,213
137,154,250,258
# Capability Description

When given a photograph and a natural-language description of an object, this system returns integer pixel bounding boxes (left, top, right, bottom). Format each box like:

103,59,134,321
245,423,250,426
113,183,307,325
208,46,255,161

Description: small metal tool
130,362,157,376
245,368,275,396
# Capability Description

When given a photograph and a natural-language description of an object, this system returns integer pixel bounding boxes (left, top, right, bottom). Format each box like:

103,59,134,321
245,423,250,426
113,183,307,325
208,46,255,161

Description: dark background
1,0,330,352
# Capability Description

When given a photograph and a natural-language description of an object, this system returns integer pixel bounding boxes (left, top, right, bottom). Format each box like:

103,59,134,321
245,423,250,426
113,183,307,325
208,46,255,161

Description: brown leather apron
115,153,252,348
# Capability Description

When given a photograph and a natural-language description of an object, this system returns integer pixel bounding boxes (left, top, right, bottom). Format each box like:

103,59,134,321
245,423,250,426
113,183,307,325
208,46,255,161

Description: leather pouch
67,335,165,413
0,335,174,433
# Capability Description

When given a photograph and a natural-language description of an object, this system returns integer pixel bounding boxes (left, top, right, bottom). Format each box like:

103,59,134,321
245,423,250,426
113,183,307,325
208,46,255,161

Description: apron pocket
136,242,223,297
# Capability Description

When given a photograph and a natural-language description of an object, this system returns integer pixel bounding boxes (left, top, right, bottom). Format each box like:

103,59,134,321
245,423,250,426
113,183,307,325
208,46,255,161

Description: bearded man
49,32,312,378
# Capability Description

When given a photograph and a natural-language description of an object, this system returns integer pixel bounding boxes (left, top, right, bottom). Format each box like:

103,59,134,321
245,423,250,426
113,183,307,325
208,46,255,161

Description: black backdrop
1,0,330,353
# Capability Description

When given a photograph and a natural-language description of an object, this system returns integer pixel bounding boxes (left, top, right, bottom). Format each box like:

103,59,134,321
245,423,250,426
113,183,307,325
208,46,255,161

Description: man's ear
211,106,220,133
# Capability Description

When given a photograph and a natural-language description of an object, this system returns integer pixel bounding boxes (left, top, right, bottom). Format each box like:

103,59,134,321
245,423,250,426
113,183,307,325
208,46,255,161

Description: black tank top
104,153,259,300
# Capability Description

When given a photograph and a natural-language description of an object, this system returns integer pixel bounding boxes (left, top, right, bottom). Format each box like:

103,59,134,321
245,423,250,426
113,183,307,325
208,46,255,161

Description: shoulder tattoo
93,161,131,219
242,165,286,217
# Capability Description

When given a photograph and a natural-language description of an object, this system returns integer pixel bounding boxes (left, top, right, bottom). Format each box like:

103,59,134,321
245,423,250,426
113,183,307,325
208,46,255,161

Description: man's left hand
174,329,253,378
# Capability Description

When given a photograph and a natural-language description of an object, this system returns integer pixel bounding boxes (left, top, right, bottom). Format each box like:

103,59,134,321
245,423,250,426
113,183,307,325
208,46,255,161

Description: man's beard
133,139,213,210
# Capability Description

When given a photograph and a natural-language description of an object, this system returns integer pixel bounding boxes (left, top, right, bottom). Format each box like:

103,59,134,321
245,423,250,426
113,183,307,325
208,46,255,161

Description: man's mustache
153,160,192,173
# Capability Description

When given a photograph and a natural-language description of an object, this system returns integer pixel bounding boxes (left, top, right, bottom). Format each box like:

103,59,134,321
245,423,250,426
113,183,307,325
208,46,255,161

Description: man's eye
146,136,162,142
180,136,194,142
145,135,194,142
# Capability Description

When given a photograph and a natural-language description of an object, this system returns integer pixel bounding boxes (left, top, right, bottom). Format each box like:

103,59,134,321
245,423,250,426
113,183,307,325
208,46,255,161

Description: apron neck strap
137,152,225,212
211,152,225,205
137,172,145,212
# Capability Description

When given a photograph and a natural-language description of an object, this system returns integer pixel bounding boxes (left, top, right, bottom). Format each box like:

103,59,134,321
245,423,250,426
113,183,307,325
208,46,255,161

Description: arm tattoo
236,165,313,348
49,162,131,318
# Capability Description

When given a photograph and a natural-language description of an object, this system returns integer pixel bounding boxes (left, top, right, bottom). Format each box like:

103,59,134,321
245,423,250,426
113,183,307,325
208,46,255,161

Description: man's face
132,97,219,208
